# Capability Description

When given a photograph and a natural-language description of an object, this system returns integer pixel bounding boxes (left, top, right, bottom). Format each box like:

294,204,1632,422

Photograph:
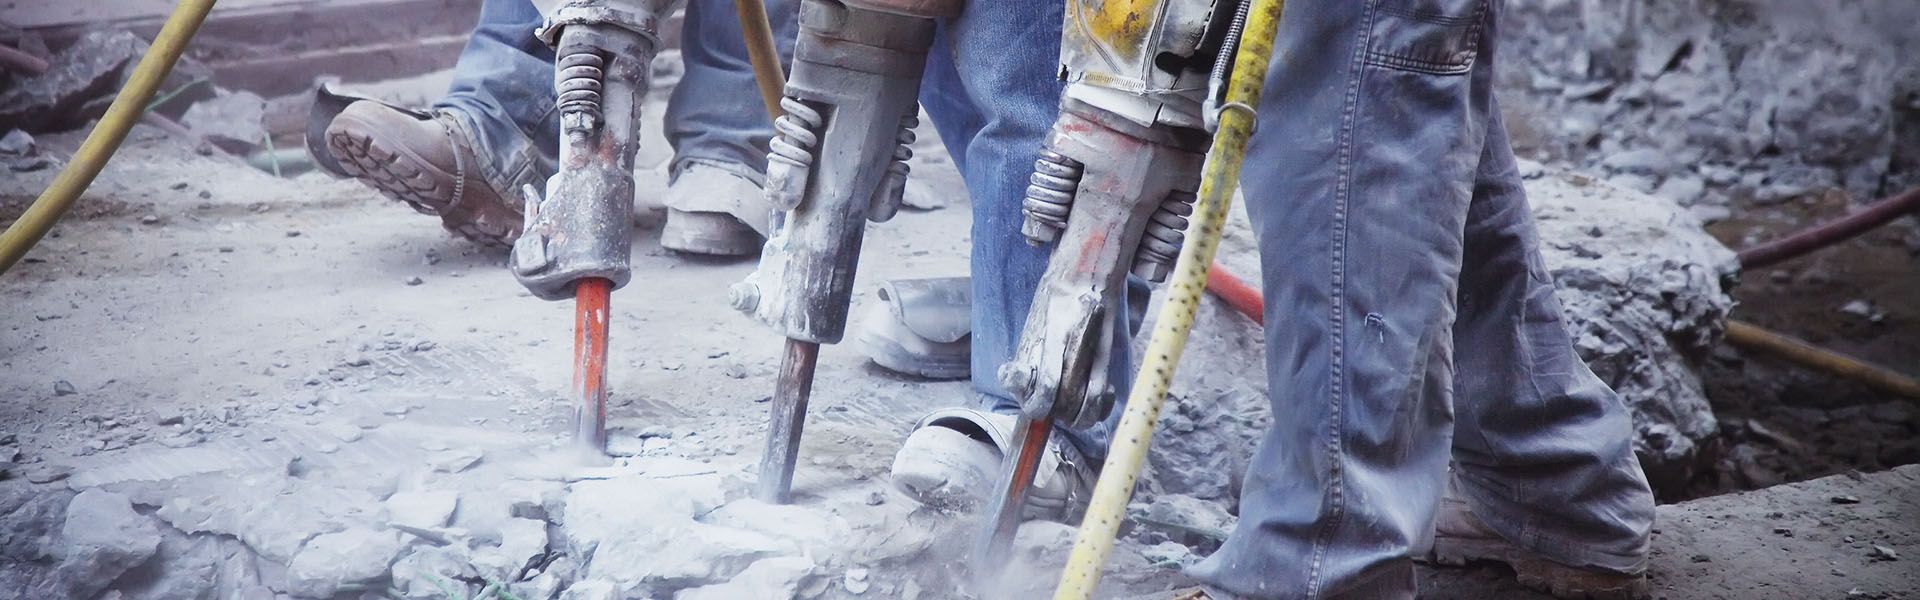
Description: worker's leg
1187,0,1494,596
434,0,559,197
1445,102,1655,574
664,0,798,175
655,0,800,254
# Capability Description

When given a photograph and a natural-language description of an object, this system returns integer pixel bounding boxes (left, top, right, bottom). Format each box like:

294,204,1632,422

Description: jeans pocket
1363,0,1488,75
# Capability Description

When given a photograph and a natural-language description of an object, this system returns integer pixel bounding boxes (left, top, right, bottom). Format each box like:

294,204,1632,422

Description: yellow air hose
0,0,218,275
1051,0,1285,597
734,0,787,120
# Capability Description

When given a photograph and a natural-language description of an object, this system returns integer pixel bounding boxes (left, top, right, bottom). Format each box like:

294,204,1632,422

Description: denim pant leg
917,1,1135,458
663,0,800,176
1190,1,1493,597
434,0,559,194
1449,103,1655,573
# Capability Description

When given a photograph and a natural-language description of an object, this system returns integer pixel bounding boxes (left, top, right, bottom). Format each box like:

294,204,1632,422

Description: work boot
857,277,971,380
659,158,774,256
324,101,522,246
1426,481,1652,600
889,407,1096,521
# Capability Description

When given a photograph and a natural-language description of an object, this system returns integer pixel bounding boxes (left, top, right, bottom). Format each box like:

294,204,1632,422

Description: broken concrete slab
1528,171,1739,490
701,498,849,552
284,527,403,598
388,544,479,600
469,517,547,581
673,556,817,600
384,489,458,530
178,90,268,154
58,489,161,599
0,29,212,133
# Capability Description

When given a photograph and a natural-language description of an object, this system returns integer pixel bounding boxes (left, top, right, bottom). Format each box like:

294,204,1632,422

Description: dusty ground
2,74,1916,599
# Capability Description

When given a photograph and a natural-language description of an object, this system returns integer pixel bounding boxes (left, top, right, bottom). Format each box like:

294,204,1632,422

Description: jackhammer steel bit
510,0,681,458
972,0,1239,578
731,0,960,504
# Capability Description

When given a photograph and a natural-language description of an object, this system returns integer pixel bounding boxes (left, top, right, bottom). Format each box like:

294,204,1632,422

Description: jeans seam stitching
1304,2,1378,598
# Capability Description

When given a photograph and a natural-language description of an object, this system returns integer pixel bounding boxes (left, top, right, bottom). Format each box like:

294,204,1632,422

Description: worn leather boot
1427,485,1652,600
659,158,774,256
325,101,524,246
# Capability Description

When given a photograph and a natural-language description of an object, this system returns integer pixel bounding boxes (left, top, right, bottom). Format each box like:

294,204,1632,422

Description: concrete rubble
1503,1,1920,212
0,29,212,133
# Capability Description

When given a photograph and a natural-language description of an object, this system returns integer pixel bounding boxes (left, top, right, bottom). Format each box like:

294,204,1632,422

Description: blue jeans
916,0,1138,458
433,0,799,194
1184,1,1654,598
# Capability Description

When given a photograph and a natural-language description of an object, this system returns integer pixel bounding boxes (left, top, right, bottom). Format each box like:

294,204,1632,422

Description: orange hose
1206,264,1265,325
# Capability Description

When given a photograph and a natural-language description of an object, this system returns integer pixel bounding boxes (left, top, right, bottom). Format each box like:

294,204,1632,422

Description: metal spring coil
769,96,822,170
1022,151,1083,240
555,51,605,118
1136,191,1197,269
889,114,917,177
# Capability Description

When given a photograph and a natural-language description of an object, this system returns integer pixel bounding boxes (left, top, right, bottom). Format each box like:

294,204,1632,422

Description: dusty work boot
889,407,1096,521
1426,482,1652,600
856,277,971,380
324,101,523,246
659,158,774,256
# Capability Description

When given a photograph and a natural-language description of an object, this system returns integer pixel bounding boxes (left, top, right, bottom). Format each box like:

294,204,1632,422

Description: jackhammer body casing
510,22,660,301
1001,98,1206,430
732,0,941,344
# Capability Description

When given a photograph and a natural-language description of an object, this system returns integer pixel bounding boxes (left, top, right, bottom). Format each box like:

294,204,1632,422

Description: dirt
1673,190,1920,500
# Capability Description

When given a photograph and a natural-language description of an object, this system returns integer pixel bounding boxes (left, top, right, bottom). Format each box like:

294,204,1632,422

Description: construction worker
317,0,795,255
883,1,1658,598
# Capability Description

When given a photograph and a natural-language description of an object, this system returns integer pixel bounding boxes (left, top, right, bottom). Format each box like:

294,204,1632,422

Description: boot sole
1429,538,1651,600
327,123,513,247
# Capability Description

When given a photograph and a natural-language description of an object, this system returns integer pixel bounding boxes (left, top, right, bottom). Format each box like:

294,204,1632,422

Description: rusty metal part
511,23,657,301
1000,98,1207,430
735,0,942,504
971,413,1053,575
757,338,821,503
572,277,613,454
0,44,49,76
1737,186,1920,270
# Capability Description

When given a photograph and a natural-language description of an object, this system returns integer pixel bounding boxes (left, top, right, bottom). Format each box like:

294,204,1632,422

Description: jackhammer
972,0,1247,577
509,0,681,457
728,0,961,504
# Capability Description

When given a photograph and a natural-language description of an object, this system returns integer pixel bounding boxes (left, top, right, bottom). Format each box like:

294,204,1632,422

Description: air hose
734,0,787,120
1050,0,1286,596
0,0,218,275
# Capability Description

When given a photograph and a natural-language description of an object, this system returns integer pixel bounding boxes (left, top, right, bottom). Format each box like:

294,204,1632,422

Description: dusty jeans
1184,1,1656,598
432,0,799,194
